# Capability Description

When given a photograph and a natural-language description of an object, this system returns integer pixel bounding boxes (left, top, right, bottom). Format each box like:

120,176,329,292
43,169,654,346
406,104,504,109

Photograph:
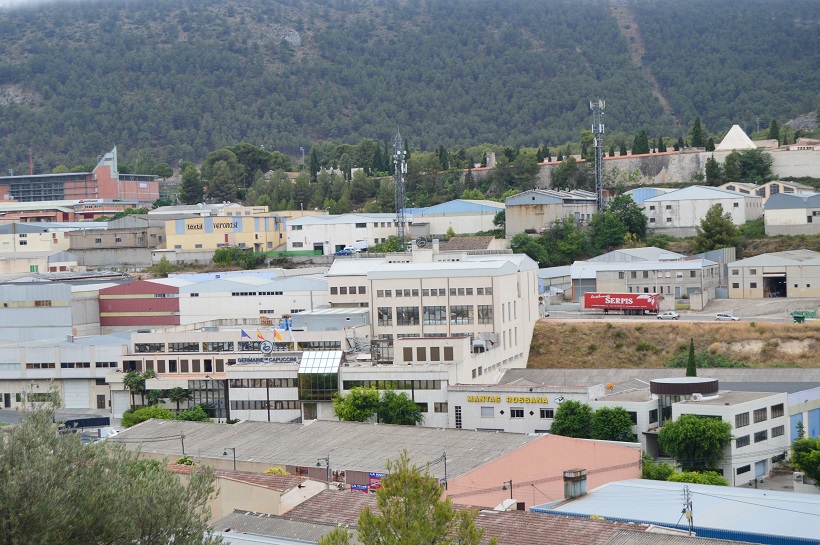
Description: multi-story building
286,213,410,255
163,214,287,252
590,377,788,485
0,222,74,252
505,189,597,236
0,199,140,224
721,180,815,203
643,186,763,237
0,148,158,206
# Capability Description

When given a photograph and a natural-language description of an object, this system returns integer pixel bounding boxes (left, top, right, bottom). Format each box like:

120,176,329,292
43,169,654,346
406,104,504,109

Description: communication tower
393,128,408,244
590,99,605,210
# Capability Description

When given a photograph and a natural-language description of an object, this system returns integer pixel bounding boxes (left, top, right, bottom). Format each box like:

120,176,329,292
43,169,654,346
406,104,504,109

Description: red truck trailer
583,292,660,315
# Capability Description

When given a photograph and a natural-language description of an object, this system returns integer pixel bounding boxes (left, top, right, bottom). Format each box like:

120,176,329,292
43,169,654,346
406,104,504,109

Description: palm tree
139,370,157,406
146,389,167,407
168,387,190,412
122,371,142,409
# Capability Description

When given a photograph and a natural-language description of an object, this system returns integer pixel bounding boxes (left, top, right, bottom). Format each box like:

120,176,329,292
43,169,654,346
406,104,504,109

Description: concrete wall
73,248,153,270
765,208,820,236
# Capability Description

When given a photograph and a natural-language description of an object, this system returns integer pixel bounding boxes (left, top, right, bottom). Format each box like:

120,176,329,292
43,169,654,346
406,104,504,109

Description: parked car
715,312,740,321
657,311,680,320
334,249,353,256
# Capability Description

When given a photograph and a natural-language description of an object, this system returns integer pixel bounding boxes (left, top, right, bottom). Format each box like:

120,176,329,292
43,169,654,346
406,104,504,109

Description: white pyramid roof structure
716,125,756,151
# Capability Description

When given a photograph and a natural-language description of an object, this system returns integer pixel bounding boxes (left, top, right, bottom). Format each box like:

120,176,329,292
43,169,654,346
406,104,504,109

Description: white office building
286,213,410,255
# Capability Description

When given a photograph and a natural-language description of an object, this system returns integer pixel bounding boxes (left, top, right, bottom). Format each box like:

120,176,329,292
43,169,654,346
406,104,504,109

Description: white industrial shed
727,249,820,299
643,186,763,237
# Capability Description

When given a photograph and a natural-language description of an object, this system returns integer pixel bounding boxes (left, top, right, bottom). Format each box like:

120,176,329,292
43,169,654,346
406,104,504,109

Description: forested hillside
0,0,817,171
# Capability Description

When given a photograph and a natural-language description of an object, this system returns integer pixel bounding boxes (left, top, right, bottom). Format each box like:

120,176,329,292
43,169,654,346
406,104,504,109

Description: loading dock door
755,460,766,478
63,381,90,409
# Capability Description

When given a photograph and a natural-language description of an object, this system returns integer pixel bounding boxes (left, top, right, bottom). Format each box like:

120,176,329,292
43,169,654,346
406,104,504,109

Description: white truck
344,240,369,253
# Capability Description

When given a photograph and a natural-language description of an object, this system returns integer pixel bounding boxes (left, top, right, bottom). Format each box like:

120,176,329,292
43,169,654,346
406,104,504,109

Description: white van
344,240,369,253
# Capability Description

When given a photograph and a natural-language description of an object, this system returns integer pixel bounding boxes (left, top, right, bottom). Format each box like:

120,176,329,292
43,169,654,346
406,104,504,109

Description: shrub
667,471,729,486
636,341,657,352
264,467,290,475
176,405,211,422
641,453,675,481
664,349,748,368
175,455,196,466
121,405,174,428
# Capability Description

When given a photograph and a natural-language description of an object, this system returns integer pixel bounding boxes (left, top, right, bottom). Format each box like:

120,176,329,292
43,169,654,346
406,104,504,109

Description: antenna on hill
394,127,408,246
590,99,605,210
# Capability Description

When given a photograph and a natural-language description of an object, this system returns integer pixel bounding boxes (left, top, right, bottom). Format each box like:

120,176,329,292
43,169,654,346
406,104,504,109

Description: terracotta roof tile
168,464,306,492
283,490,646,545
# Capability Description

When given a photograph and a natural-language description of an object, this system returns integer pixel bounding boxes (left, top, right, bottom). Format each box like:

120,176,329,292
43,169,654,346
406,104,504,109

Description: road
544,312,794,324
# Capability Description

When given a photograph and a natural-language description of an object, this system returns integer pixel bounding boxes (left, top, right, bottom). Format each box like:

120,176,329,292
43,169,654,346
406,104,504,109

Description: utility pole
682,485,693,536
393,128,408,245
590,99,605,210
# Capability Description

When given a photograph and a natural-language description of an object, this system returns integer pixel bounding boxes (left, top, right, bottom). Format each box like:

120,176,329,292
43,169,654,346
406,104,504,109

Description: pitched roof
715,125,756,151
168,464,307,492
764,192,820,210
214,510,361,544
110,419,540,481
438,236,496,251
728,249,820,267
643,185,760,202
282,490,649,545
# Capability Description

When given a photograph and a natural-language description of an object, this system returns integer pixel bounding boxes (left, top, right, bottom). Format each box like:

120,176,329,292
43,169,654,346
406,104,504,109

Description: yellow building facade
164,214,287,252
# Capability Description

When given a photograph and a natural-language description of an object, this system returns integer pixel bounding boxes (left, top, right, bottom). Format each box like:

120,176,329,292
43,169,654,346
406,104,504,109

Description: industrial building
643,186,763,237
407,199,504,238
727,249,820,299
0,199,139,224
763,192,820,236
285,213,410,255
504,189,597,236
163,213,287,252
0,147,158,206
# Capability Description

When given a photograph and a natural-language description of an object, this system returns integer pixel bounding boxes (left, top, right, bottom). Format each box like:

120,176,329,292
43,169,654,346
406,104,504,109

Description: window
665,205,671,210
292,242,303,248
732,283,740,289
434,402,448,413
423,306,446,325
444,347,454,361
732,269,740,276
416,347,426,362
485,287,492,295
291,225,302,230
330,287,338,295
349,287,356,294
450,305,473,324
690,271,696,278
168,342,199,352
477,288,484,295
402,347,413,361
430,347,440,361
750,269,757,275
404,289,411,297
340,287,347,295
377,307,392,326
115,236,122,243
649,218,655,223
754,430,767,443
95,238,102,244
355,223,366,228
733,202,739,208
195,244,202,249
135,343,165,353
666,218,672,222
510,408,524,418
771,404,784,418
34,300,52,307
749,282,758,288
415,402,428,413
736,464,751,475
772,425,785,438
736,435,750,448
385,290,392,297
477,305,493,324
439,288,447,296
202,341,233,352
397,307,420,326
649,409,658,423
540,408,554,419
481,406,494,418
649,205,655,210
630,271,637,279
735,412,749,428
466,288,473,295
377,290,384,297
628,411,638,424
753,408,767,423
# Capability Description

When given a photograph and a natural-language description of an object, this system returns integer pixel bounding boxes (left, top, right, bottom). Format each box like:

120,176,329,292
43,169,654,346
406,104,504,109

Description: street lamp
316,454,330,488
501,479,513,499
223,447,236,471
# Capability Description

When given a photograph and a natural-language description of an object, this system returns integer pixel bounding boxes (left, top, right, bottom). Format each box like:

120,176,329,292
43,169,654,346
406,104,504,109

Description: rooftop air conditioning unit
691,393,703,401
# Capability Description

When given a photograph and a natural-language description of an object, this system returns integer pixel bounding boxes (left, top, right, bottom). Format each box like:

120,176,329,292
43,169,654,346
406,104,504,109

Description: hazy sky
0,0,89,9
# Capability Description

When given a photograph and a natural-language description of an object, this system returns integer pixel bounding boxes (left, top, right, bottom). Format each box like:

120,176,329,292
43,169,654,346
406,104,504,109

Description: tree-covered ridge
0,0,816,173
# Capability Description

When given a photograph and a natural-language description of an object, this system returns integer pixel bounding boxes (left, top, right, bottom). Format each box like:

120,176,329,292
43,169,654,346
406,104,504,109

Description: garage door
63,380,90,409
112,390,131,419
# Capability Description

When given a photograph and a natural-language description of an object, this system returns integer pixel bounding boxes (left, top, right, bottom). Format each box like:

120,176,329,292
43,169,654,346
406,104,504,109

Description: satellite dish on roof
416,237,427,248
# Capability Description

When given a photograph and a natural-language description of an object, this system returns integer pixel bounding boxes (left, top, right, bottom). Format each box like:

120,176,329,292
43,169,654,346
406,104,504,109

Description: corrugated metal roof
728,249,820,267
538,265,572,279
603,530,750,545
532,479,820,542
506,189,597,206
215,511,361,545
571,258,716,277
624,187,673,205
587,247,686,263
287,213,405,226
326,258,386,277
643,186,762,202
110,419,539,480
147,277,197,288
765,192,820,210
411,199,504,216
369,260,518,279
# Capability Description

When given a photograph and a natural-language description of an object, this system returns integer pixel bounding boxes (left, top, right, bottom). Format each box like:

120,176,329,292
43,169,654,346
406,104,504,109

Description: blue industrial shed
531,479,820,545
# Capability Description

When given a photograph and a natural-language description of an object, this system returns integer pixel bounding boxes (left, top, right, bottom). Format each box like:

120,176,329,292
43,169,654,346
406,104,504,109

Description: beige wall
0,231,70,253
728,263,820,299
165,215,286,252
506,202,597,235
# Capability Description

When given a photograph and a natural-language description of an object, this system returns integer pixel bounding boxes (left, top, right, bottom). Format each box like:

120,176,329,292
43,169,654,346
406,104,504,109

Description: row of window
480,407,555,419
735,404,784,428
230,400,300,410
230,291,284,296
735,425,785,448
229,378,298,389
376,287,494,298
377,305,493,326
330,286,367,295
732,282,811,289
342,380,443,391
414,402,449,413
620,271,698,279
134,341,293,354
401,346,455,363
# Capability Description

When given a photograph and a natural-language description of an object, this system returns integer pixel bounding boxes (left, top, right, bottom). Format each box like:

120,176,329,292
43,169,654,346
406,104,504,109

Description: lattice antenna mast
590,99,605,210
393,128,408,244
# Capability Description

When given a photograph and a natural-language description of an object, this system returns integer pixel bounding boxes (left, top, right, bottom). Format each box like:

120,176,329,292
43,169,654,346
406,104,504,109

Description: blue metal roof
531,479,820,544
409,199,504,216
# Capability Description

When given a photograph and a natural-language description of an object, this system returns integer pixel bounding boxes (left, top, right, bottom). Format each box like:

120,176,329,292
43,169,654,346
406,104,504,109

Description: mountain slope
0,0,816,170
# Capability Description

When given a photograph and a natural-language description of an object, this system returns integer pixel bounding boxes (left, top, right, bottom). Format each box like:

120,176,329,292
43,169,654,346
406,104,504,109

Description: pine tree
632,131,650,155
675,136,685,151
178,165,203,205
657,135,667,153
705,155,723,186
690,116,706,148
609,145,615,157
619,141,628,156
309,147,320,182
686,338,697,377
767,119,780,144
694,204,742,253
705,137,716,152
